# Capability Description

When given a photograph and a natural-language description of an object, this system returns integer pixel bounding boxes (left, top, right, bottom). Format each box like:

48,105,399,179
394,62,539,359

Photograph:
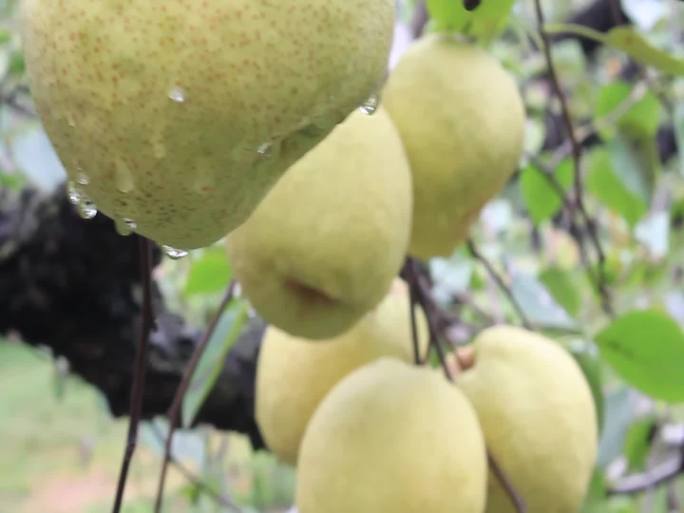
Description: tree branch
0,186,264,448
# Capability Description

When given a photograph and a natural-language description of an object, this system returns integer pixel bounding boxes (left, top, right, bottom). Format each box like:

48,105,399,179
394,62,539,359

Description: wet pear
20,0,395,249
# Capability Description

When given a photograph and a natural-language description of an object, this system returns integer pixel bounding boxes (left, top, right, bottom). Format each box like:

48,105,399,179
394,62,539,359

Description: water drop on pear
162,245,189,260
359,93,380,116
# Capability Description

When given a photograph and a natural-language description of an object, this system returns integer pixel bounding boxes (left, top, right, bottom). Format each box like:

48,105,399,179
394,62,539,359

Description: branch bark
0,186,265,448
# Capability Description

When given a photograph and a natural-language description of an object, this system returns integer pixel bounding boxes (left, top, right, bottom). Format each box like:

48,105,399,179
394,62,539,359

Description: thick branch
0,186,264,448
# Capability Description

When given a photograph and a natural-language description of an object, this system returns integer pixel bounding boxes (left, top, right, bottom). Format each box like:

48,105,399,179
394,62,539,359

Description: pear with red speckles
20,0,395,249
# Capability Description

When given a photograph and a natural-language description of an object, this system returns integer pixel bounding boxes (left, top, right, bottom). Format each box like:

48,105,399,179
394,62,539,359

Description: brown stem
154,281,237,513
608,455,684,495
111,238,154,513
488,453,528,513
533,0,613,317
408,273,423,365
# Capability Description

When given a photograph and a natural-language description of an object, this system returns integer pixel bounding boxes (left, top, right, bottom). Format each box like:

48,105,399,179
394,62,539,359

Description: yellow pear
256,280,428,465
20,0,395,249
382,35,526,259
297,358,487,513
458,326,598,513
226,108,412,339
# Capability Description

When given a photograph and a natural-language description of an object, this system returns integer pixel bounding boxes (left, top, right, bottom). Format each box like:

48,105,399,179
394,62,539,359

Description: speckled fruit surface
20,0,395,248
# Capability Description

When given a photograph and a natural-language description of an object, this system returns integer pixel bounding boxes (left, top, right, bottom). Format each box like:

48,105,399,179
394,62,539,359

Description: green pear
382,35,526,259
297,358,487,513
458,326,598,513
256,280,428,466
226,107,412,339
20,0,395,249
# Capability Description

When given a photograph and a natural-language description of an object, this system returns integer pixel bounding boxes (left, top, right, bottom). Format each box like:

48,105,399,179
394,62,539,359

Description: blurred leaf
0,171,25,190
520,161,573,224
595,310,684,403
609,135,659,205
622,415,656,472
604,27,684,75
675,101,684,175
635,212,670,259
182,301,249,427
586,148,647,227
539,266,581,317
8,50,24,75
597,388,634,467
511,274,577,330
185,248,232,296
570,343,605,433
430,250,473,304
580,471,606,513
426,0,515,40
595,82,663,139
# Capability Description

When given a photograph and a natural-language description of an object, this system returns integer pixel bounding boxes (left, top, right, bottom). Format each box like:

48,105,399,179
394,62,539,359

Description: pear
20,0,395,249
382,35,526,259
256,280,428,465
297,358,487,513
226,107,412,339
458,326,598,513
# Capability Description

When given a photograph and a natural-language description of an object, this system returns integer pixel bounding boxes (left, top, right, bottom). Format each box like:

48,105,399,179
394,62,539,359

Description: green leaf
511,274,577,331
595,310,684,403
570,343,605,434
0,171,25,190
520,160,573,224
184,248,232,296
586,148,647,227
597,388,633,467
540,266,581,317
622,416,656,472
182,301,249,427
609,135,659,204
595,82,663,139
426,0,515,40
604,27,684,75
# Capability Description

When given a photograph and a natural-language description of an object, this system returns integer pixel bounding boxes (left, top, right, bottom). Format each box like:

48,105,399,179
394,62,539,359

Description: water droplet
162,245,189,260
75,171,90,186
359,93,380,116
77,198,98,220
115,157,135,193
67,181,81,205
115,218,137,236
256,142,273,159
168,86,186,103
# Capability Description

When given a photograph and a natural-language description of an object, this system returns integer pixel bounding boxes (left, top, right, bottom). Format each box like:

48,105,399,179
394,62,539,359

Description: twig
408,273,423,365
149,424,242,512
608,454,684,495
411,0,429,38
402,258,527,513
466,240,533,330
533,0,613,317
111,237,155,513
488,453,528,513
154,281,237,513
404,258,452,379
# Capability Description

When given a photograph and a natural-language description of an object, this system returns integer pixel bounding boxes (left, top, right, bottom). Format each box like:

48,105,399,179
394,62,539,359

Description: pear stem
111,237,154,513
153,280,239,513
